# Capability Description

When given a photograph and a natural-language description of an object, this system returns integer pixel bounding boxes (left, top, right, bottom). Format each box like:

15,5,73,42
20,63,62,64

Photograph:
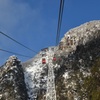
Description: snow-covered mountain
22,20,100,100
0,20,100,100
22,52,48,100
0,56,28,100
22,47,58,100
54,20,100,100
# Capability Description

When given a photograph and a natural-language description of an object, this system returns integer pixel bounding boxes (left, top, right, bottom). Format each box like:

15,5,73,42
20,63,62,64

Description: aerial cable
56,0,65,45
0,31,38,54
0,48,32,58
56,0,63,45
57,0,64,43
56,0,64,45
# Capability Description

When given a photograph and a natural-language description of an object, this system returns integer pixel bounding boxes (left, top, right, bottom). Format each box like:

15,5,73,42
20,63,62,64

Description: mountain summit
0,56,28,100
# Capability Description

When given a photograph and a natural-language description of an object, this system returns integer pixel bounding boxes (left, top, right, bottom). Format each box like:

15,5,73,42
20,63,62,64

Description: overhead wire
0,31,38,54
0,1,65,62
0,48,32,58
0,0,64,59
57,0,64,44
56,0,63,45
56,0,65,45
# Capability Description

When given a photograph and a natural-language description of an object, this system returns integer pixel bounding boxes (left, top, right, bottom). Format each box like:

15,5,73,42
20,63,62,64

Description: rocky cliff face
55,20,100,100
0,20,100,100
0,56,28,100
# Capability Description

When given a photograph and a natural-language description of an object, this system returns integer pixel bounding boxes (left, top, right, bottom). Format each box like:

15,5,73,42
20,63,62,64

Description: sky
0,0,100,65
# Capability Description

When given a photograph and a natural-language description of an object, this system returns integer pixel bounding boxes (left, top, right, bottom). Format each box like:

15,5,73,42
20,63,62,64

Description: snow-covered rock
0,20,100,100
0,56,28,100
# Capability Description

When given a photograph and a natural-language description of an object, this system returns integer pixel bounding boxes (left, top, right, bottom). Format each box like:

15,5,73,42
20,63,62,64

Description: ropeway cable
0,48,32,58
56,0,65,45
0,31,38,54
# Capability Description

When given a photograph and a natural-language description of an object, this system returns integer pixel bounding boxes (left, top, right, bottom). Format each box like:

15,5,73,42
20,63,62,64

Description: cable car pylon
46,51,56,100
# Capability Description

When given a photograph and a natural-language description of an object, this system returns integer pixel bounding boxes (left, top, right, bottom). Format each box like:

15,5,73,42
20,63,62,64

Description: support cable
0,31,38,54
56,0,65,45
0,48,32,58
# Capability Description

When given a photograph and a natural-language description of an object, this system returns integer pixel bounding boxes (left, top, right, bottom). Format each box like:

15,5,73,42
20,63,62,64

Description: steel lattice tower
46,52,56,100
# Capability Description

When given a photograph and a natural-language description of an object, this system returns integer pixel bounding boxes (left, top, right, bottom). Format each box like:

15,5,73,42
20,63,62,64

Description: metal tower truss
46,53,56,100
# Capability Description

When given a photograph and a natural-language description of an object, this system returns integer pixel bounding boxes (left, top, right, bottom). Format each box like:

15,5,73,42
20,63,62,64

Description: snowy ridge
0,55,28,100
22,20,100,100
24,54,47,99
60,20,100,52
23,47,56,100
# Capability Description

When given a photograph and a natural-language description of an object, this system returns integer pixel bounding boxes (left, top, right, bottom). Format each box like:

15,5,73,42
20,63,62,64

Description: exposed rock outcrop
0,20,100,100
55,20,100,100
0,56,28,100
